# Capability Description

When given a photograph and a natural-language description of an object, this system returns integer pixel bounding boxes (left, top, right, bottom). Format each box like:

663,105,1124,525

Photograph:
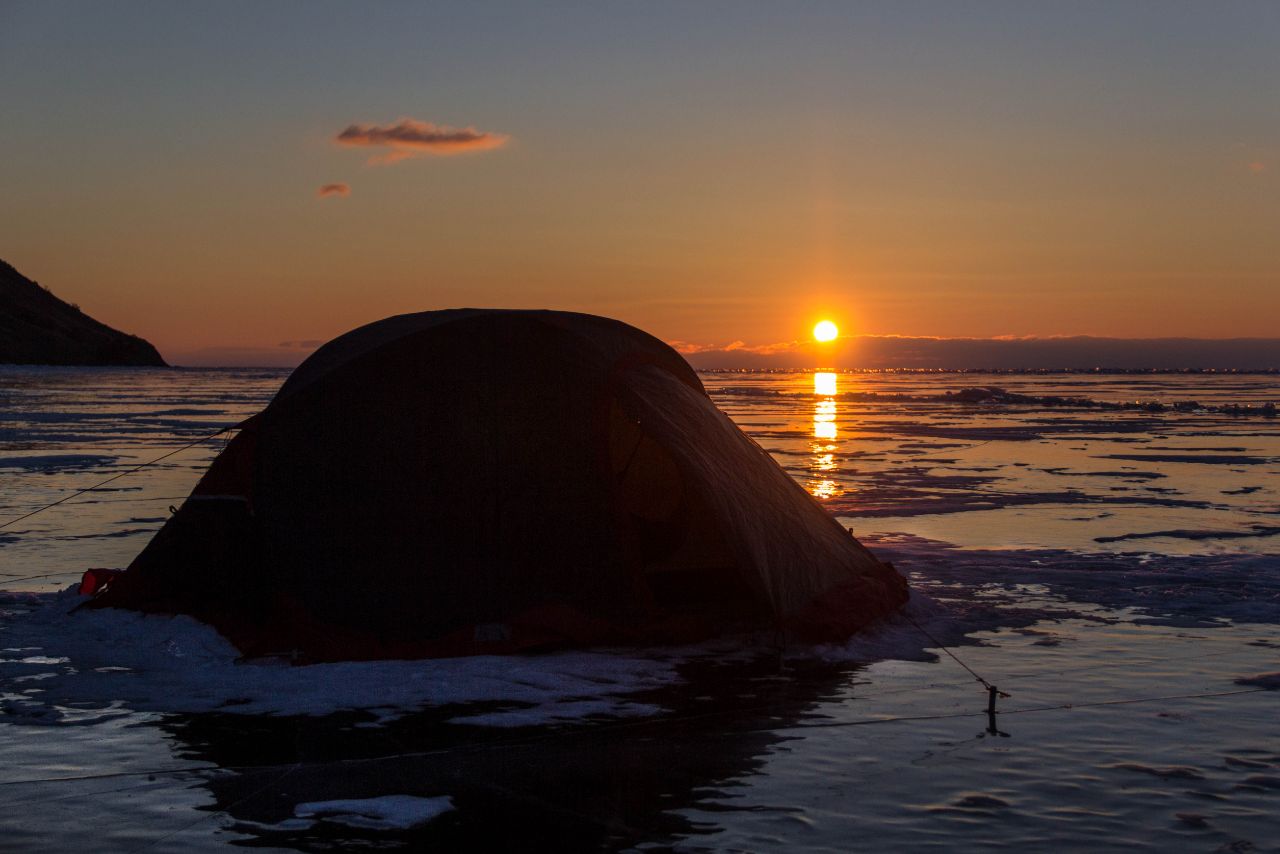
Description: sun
813,320,839,342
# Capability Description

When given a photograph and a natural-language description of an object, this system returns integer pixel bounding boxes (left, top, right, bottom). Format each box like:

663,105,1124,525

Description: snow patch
0,588,680,724
294,795,455,830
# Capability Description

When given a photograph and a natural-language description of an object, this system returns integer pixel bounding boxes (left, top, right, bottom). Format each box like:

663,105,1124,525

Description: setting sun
813,320,839,343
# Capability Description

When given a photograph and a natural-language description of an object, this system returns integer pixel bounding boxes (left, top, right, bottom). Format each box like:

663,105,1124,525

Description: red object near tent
84,310,908,660
78,568,125,596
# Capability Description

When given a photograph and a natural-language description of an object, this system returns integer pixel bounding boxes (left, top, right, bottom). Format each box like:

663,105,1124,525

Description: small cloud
668,339,797,356
1247,161,1266,173
745,340,802,356
335,117,510,165
317,183,351,198
278,339,325,349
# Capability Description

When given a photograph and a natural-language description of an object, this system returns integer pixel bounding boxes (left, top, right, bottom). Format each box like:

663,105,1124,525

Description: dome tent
86,310,908,660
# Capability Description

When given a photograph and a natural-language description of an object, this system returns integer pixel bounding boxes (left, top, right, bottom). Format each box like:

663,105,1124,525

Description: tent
85,310,908,660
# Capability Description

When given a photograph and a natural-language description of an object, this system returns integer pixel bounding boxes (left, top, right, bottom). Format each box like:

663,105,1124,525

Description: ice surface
2,366,1279,851
866,533,1280,628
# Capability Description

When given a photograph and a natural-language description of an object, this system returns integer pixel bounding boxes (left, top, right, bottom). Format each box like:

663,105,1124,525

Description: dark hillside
0,260,166,366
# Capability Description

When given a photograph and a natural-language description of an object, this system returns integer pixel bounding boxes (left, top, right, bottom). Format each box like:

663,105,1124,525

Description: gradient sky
2,1,1277,364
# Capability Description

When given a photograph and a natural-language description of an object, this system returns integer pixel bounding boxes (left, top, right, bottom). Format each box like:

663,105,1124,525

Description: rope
901,611,1008,697
0,494,194,512
0,425,237,532
0,571,87,586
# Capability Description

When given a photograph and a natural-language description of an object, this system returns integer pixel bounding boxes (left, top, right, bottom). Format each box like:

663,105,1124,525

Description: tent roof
278,309,700,402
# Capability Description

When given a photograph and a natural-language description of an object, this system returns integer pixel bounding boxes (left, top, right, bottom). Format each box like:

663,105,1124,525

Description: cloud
317,183,350,198
668,339,795,356
1247,161,1266,173
335,117,509,164
278,339,325,349
668,340,710,355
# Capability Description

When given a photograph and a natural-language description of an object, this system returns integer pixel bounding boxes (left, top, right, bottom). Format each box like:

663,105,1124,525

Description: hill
0,260,165,366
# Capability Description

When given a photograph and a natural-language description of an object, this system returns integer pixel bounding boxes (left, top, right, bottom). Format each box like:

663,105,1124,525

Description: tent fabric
86,310,908,661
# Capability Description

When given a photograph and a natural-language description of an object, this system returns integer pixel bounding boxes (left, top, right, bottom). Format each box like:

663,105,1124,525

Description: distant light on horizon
813,320,839,343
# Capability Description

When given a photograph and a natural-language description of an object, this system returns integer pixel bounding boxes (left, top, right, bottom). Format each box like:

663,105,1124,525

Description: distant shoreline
4,363,1280,375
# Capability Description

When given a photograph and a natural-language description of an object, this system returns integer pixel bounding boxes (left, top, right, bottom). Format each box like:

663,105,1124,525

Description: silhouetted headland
0,259,166,366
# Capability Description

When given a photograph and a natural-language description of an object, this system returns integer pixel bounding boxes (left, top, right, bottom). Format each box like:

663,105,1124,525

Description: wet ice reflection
810,372,842,499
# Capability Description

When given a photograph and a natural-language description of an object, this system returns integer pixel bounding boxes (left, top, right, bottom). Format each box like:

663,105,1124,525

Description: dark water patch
1094,527,1280,544
940,388,1277,419
1013,628,1069,648
1234,673,1280,690
149,408,229,416
0,410,147,424
1105,763,1206,781
51,527,156,541
1183,431,1280,439
1222,487,1263,495
946,794,1011,811
1064,436,1150,443
866,425,1044,442
0,454,118,472
719,385,1278,419
832,484,1215,518
1224,756,1274,769
866,418,1167,443
1174,812,1211,829
1098,454,1273,465
1039,467,1166,480
1146,446,1250,452
1232,774,1280,793
769,446,887,460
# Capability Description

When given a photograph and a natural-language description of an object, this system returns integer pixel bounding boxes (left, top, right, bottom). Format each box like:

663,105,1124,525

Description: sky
1,1,1277,366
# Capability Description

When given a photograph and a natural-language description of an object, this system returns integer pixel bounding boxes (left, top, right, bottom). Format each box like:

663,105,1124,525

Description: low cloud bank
679,336,1280,370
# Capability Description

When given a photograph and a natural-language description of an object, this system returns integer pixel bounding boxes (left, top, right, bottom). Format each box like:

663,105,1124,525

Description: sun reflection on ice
808,372,844,499
813,399,837,440
814,371,838,397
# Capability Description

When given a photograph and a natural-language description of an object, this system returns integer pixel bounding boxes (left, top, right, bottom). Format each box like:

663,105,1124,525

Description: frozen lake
2,366,1278,851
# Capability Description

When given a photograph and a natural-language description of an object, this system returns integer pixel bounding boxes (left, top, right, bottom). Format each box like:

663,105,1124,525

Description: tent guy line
0,424,241,532
900,609,1007,701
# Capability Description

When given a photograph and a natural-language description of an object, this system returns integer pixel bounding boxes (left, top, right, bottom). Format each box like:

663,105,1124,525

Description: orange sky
2,4,1277,365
